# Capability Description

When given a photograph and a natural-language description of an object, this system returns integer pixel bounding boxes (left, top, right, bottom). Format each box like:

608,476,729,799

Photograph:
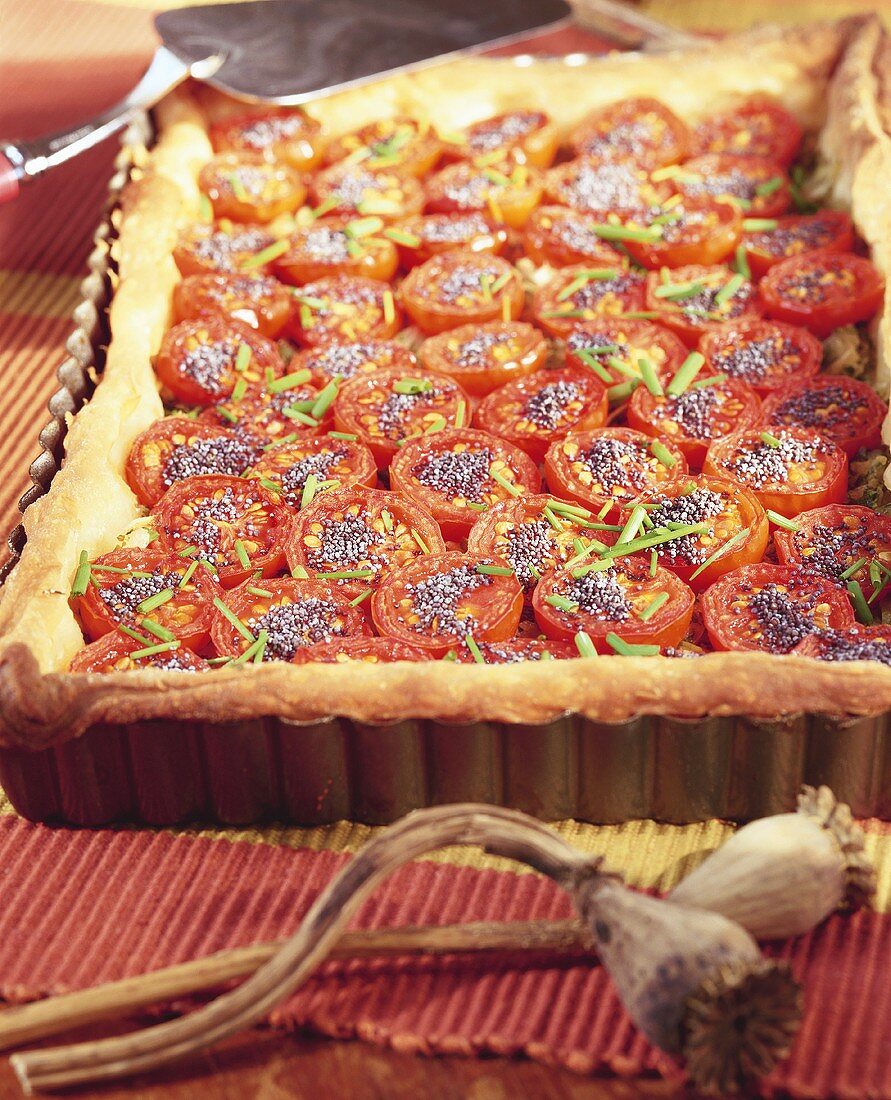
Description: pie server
0,0,575,203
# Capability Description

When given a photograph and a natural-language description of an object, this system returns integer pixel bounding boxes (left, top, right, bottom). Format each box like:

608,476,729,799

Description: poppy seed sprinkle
98,571,182,620
662,386,721,440
249,598,346,661
504,519,555,587
405,565,490,636
524,381,583,431
280,448,347,502
414,448,494,502
163,435,259,486
806,629,891,666
567,567,631,620
746,582,819,651
648,488,725,564
728,433,821,489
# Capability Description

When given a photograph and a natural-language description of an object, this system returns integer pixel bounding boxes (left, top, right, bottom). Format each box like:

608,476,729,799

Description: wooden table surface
0,1028,690,1099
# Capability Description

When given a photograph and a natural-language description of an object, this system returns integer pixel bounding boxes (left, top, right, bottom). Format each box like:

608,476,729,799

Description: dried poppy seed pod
668,785,875,939
565,867,802,1096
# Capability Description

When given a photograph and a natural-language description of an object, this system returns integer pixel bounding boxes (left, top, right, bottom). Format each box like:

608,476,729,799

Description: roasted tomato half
198,154,307,223
173,273,293,338
70,548,219,652
467,493,620,594
292,339,417,388
758,250,884,337
173,223,275,277
310,162,425,221
701,562,854,653
774,504,891,600
533,266,647,339
323,116,443,178
389,427,542,540
209,107,325,172
419,321,548,398
388,212,508,269
125,417,260,507
244,433,377,508
698,319,822,398
425,158,544,229
532,554,694,651
791,625,891,666
675,155,792,219
154,318,285,406
450,636,578,662
543,157,667,216
692,96,803,166
475,368,609,464
371,551,523,656
630,474,769,592
445,110,559,168
332,366,470,467
289,274,402,346
703,427,848,519
742,211,855,278
522,206,627,269
69,632,212,674
760,375,887,457
564,318,688,387
293,636,429,663
400,251,524,335
645,264,761,345
627,373,762,469
210,577,372,662
621,199,742,270
201,377,330,444
284,485,446,601
274,217,399,285
153,474,291,587
543,427,687,520
568,97,689,169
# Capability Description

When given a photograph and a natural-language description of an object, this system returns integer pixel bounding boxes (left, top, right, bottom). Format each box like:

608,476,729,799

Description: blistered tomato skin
172,273,293,338
742,211,855,278
692,96,803,166
760,374,887,457
759,250,885,337
209,107,325,172
567,97,690,170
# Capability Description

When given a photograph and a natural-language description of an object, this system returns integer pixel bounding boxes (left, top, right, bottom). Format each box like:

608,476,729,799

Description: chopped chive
345,215,384,238
349,588,374,607
666,352,706,396
232,541,251,570
475,564,514,576
606,355,640,381
283,408,320,427
540,308,589,319
600,522,709,559
213,596,256,642
489,467,523,497
177,545,198,558
425,416,447,435
140,617,176,643
766,511,800,532
382,290,396,326
381,509,393,532
393,377,433,395
546,594,580,612
328,431,357,441
316,568,375,580
597,501,613,520
441,650,458,662
268,369,312,394
466,502,488,512
547,500,592,519
70,551,91,598
265,433,298,450
714,273,745,308
606,634,660,656
294,294,326,309
291,564,309,579
230,635,264,666
240,238,290,271
575,349,614,384
692,373,728,389
311,380,340,420
638,591,669,622
301,473,319,509
689,526,751,581
227,173,249,202
556,269,618,302
848,580,874,624
733,244,752,280
637,357,663,397
607,380,638,403
247,585,274,597
501,295,512,322
620,311,662,320
130,640,181,661
252,629,269,665
217,406,240,424
571,559,613,578
311,195,340,219
760,431,782,448
840,556,868,581
490,271,512,295
178,559,200,588
413,531,431,554
653,280,704,301
90,564,149,577
145,530,160,545
479,273,493,301
542,505,564,533
454,399,467,429
574,631,598,658
649,549,658,577
650,440,678,468
258,477,282,494
299,304,313,330
464,634,486,664
231,377,248,404
384,227,421,248
742,218,778,233
119,625,154,647
592,223,662,243
617,505,648,546
755,176,783,197
235,343,252,373
198,193,213,221
136,589,175,614
207,655,234,666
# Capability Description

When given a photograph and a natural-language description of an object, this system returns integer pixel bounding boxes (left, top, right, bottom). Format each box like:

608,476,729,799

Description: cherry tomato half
760,374,887,457
153,474,291,587
323,116,443,178
742,211,855,278
289,274,402,346
126,417,260,507
774,504,891,597
543,427,687,520
389,427,542,541
311,163,425,221
564,318,688,387
400,251,524,335
701,562,854,653
371,550,523,656
332,366,470,467
758,250,884,337
209,107,325,172
568,97,690,170
200,378,329,444
274,217,399,285
630,474,769,591
446,111,559,168
293,636,429,663
627,373,762,469
419,321,548,398
703,427,848,519
476,368,608,464
692,96,803,167
621,199,742,269
389,212,508,269
70,548,219,652
173,273,293,338
210,577,372,662
425,158,544,229
173,223,275,277
285,485,446,601
645,263,761,346
791,625,891,666
244,433,377,509
69,632,212,674
198,154,307,223
698,319,822,398
522,206,627,269
155,318,285,407
543,157,667,216
533,554,694,651
533,266,647,339
293,339,417,388
675,155,792,219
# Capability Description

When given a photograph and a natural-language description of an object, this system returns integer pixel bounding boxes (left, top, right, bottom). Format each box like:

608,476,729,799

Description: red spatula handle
0,149,22,204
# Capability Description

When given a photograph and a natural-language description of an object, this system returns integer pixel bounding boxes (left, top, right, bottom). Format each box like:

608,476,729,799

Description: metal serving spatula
0,0,573,203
